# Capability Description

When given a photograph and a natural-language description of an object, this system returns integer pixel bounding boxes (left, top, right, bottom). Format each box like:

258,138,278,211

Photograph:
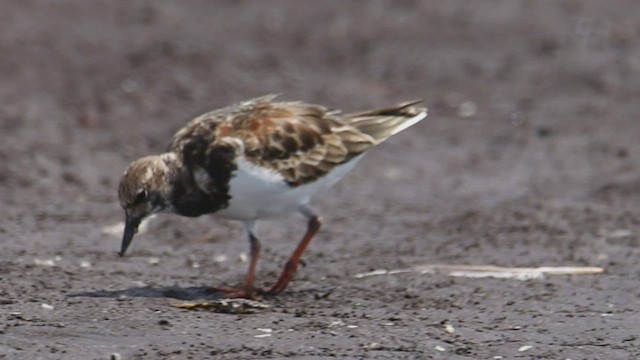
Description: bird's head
117,154,177,257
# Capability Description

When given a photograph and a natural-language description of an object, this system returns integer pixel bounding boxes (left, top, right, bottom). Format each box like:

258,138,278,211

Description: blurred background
1,1,639,357
2,1,638,206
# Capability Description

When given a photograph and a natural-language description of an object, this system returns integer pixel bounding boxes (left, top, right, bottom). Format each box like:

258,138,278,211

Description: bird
117,94,427,299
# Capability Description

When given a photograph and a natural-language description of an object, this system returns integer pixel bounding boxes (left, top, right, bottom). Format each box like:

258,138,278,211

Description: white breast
215,155,363,220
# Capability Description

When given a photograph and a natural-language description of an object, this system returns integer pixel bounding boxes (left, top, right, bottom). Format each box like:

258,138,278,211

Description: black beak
119,215,142,257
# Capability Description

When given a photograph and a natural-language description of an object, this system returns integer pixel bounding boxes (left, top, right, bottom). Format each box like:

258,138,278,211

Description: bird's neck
164,152,232,217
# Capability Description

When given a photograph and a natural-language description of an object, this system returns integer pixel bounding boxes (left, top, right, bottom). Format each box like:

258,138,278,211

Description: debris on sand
254,328,273,338
33,258,57,267
444,323,455,334
458,101,477,117
170,299,270,314
237,252,248,263
362,342,381,351
354,264,604,281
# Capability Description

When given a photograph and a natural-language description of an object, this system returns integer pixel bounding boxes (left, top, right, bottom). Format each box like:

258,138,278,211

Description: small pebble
518,345,532,352
41,303,54,310
444,323,455,334
458,101,477,117
79,260,92,268
435,345,446,352
363,342,381,350
186,256,201,269
110,353,122,360
384,167,402,180
237,252,248,262
148,257,160,265
33,258,56,267
609,229,633,238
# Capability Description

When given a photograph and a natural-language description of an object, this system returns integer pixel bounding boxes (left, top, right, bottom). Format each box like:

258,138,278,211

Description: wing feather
213,97,375,185
168,95,424,187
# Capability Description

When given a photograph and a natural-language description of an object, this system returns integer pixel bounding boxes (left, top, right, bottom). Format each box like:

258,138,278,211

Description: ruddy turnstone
118,95,427,298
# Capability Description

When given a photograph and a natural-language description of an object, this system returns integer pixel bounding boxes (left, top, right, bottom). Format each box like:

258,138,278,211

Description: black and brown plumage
118,95,427,298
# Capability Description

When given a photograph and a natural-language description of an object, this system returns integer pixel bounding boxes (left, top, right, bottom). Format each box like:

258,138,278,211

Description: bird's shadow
69,286,230,301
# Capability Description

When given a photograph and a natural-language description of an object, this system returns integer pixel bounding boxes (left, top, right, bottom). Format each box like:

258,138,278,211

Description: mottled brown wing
168,97,244,154
212,97,377,186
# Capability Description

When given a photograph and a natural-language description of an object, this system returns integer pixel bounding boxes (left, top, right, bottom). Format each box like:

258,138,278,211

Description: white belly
216,155,363,220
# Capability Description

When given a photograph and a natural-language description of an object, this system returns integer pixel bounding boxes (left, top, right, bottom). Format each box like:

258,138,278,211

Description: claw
207,287,261,300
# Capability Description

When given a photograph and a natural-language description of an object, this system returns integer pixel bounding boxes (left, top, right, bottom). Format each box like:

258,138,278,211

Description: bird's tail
343,100,427,143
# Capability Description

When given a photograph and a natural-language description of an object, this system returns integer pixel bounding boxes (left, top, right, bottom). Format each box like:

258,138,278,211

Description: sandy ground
1,1,640,359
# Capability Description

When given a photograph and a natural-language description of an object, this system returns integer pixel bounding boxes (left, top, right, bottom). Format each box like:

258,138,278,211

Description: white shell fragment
362,343,381,350
354,264,604,281
605,229,633,238
458,101,477,117
33,258,56,267
444,324,455,334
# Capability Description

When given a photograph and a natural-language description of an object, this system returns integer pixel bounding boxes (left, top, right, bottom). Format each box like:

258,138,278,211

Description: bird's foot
207,286,261,300
262,260,298,296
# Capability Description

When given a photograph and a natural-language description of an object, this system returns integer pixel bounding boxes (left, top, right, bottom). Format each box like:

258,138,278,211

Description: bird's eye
134,190,148,204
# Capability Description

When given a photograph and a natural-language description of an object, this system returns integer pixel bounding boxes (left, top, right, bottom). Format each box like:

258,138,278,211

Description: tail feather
343,100,427,143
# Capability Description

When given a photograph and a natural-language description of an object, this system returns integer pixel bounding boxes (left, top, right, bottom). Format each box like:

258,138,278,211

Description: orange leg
210,233,261,300
264,215,322,295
